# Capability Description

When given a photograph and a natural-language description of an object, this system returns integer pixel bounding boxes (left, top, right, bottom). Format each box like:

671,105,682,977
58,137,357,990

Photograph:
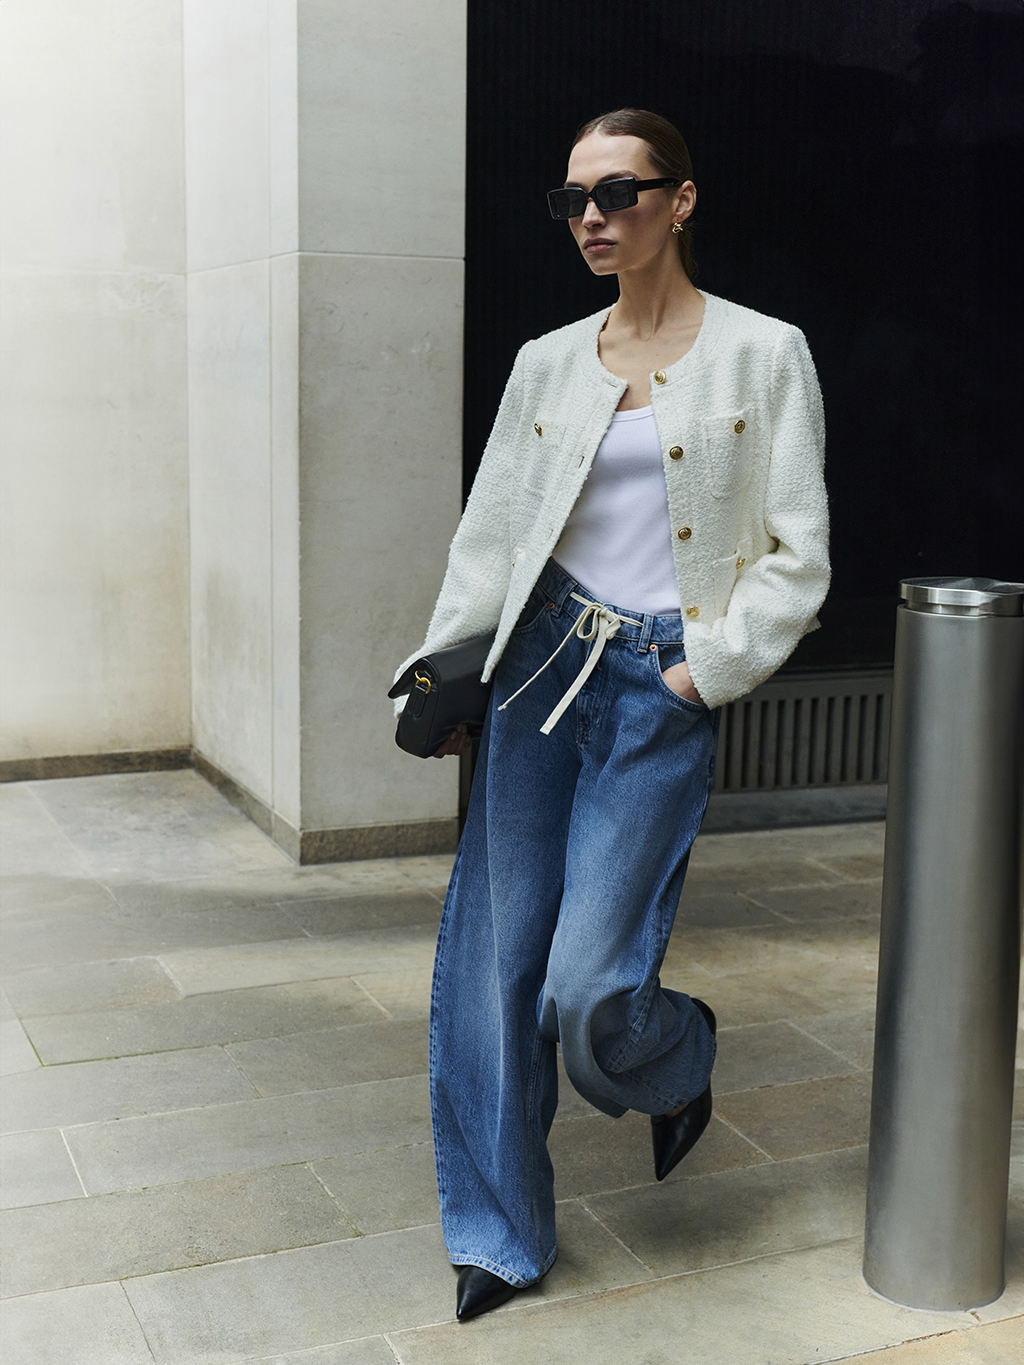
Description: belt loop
550,570,575,615
638,614,654,653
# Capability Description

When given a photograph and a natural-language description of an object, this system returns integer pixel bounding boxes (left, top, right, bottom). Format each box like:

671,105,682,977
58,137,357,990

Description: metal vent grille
713,669,893,793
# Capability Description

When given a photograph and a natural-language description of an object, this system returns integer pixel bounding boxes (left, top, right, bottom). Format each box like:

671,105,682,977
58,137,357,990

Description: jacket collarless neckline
587,291,721,390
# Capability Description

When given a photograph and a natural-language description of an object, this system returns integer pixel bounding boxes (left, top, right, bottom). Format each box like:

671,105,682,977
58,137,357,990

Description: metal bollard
864,577,1024,1310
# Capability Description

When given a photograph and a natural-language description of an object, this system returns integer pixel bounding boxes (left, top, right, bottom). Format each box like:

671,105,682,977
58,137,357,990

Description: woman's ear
673,180,697,224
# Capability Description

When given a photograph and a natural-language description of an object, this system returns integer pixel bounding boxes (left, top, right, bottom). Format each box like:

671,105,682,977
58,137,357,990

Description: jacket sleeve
392,345,527,702
684,326,830,708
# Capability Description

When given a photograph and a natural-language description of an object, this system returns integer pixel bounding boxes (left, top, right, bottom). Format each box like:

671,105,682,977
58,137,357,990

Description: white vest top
553,405,682,615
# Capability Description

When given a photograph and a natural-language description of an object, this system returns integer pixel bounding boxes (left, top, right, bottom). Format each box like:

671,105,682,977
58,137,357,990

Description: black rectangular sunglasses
547,176,681,220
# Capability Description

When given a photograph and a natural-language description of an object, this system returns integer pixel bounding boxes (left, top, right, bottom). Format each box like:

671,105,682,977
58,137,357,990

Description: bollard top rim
900,577,1024,615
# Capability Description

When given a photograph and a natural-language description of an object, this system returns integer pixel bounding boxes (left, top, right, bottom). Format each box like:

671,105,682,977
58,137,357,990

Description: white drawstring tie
498,591,643,735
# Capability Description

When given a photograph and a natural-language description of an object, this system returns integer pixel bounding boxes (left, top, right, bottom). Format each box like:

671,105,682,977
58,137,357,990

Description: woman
394,108,829,1322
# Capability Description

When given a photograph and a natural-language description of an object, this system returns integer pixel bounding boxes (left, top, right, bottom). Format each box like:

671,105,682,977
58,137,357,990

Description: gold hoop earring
671,222,684,234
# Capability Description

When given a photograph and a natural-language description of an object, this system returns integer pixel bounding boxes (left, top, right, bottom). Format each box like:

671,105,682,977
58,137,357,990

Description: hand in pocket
660,660,705,706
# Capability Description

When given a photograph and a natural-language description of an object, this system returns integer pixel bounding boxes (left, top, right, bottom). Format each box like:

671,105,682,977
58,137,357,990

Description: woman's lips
584,238,615,253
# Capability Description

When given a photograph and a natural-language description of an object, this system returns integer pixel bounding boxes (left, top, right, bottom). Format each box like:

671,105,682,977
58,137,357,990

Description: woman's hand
433,723,472,759
660,660,705,706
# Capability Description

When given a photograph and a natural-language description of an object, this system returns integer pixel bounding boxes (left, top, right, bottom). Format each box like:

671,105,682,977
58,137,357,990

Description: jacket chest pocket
712,536,754,618
700,407,759,498
522,417,564,493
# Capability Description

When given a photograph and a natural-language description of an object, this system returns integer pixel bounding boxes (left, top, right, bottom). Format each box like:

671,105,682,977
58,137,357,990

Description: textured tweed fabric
397,291,829,711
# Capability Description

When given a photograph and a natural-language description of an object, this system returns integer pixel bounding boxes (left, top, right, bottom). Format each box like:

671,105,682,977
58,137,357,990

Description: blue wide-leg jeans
429,559,720,1288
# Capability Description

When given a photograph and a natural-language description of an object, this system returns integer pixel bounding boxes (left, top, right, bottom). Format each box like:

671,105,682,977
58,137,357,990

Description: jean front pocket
648,644,708,714
510,583,552,636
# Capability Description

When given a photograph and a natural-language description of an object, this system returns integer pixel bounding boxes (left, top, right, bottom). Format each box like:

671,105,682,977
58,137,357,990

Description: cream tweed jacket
398,291,829,710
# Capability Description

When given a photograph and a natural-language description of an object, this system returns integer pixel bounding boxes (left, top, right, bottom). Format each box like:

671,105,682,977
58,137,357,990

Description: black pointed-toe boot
455,1265,518,1322
651,997,717,1182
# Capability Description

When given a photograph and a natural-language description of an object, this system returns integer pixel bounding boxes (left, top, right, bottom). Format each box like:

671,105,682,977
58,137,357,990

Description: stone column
185,0,465,860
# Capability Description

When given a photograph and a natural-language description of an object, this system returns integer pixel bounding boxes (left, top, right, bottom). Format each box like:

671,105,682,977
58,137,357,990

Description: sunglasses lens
547,188,587,219
593,179,637,212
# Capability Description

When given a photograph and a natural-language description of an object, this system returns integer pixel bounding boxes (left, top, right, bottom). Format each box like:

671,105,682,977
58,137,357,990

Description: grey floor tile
832,1318,1024,1363
804,849,887,881
66,1073,431,1194
0,872,120,921
0,786,89,878
748,879,883,923
122,1226,456,1363
228,1018,428,1096
657,965,837,1028
712,1019,857,1095
547,1111,766,1199
673,890,781,929
2,1045,255,1134
0,984,15,1020
282,892,442,937
0,1165,354,1297
243,1341,400,1365
0,901,307,972
23,978,384,1065
2,957,180,1017
688,821,885,869
793,1006,876,1070
0,1281,156,1364
716,1073,873,1160
0,1018,40,1074
351,968,433,1020
0,1129,84,1208
514,1198,652,1305
583,1145,868,1277
312,1143,439,1235
391,854,455,891
161,924,438,996
680,857,844,897
386,1234,971,1365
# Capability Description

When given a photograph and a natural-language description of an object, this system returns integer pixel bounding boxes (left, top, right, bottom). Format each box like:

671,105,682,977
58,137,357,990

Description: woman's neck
610,255,703,340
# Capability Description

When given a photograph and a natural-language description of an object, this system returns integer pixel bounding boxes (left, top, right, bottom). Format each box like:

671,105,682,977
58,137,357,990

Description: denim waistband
538,558,687,651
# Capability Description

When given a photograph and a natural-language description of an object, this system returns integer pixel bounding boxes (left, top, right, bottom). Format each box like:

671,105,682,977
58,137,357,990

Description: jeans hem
447,1246,558,1291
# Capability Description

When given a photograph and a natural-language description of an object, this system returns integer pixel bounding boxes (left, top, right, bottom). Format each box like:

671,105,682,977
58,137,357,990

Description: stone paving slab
384,1236,985,1365
244,1341,400,1365
747,878,883,923
65,1073,432,1194
0,785,89,878
1,956,181,1017
583,1146,869,1278
0,1165,355,1298
833,1316,1024,1363
672,889,782,929
0,1017,40,1075
715,1073,873,1161
679,856,846,897
0,899,309,971
547,1109,767,1199
0,1128,85,1208
792,1006,876,1070
0,1281,156,1365
1,1045,255,1133
227,1018,428,1096
311,1144,440,1235
120,1203,651,1364
281,892,443,937
712,1019,857,1094
160,924,438,996
350,968,433,1019
21,977,384,1065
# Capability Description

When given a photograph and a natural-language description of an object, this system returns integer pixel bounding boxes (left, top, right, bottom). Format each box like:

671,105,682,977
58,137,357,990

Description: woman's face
564,131,694,277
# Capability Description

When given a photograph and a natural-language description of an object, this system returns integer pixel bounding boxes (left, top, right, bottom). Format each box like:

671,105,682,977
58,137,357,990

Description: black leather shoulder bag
388,631,496,759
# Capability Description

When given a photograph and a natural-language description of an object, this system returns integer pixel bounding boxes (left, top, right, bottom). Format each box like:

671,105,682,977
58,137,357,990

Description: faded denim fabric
429,558,720,1287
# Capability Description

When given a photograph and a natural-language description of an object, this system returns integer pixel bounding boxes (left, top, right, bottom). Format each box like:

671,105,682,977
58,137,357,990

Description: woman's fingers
432,724,471,759
660,660,704,706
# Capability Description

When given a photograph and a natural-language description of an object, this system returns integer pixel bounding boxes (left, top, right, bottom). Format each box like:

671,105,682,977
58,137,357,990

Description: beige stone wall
186,0,466,847
0,0,190,761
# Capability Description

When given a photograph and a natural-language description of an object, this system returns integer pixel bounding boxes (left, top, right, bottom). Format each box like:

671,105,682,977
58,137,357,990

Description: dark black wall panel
464,0,1023,669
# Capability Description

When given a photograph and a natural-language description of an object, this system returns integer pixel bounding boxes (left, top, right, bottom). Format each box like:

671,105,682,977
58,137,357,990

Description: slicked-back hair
573,108,697,280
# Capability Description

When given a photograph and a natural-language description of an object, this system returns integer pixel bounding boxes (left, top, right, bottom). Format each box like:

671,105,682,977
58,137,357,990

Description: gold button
668,445,683,460
677,526,692,541
736,557,746,569
734,419,746,434
685,606,700,619
534,423,543,436
653,370,667,385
